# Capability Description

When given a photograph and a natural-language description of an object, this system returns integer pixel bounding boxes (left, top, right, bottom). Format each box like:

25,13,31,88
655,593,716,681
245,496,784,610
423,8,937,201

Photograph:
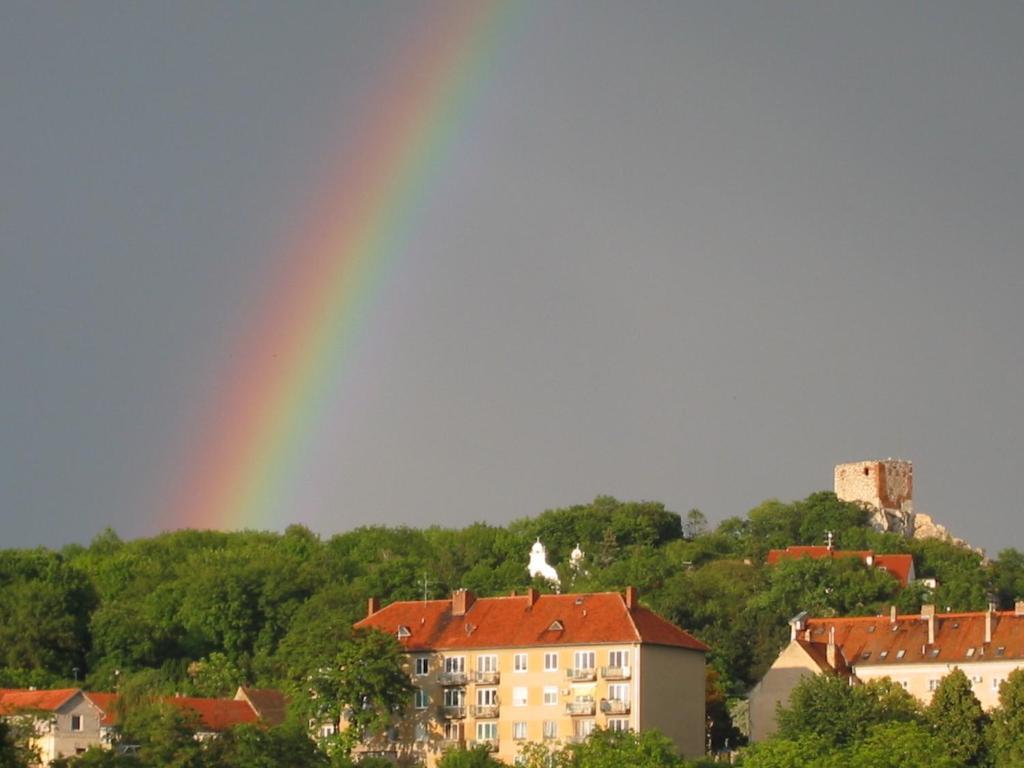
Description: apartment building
353,586,708,766
749,604,1024,741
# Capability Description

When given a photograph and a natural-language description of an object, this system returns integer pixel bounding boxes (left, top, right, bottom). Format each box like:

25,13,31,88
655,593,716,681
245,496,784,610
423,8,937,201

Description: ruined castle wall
835,460,913,510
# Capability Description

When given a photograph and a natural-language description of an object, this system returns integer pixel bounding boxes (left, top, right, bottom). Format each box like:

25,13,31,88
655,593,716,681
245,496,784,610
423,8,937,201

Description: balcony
600,665,631,680
566,698,596,716
441,705,466,719
440,738,465,751
468,739,498,752
471,704,500,718
566,667,597,683
600,698,630,715
438,671,469,686
474,670,500,685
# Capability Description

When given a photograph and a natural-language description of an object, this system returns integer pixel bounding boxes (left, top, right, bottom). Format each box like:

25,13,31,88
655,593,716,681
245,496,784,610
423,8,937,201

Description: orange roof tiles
766,546,915,586
354,589,708,653
800,609,1024,670
0,688,79,714
164,696,260,732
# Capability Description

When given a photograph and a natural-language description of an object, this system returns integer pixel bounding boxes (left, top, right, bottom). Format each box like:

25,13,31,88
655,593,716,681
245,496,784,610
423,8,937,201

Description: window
966,647,976,657
544,652,559,671
514,653,528,672
415,657,429,676
414,688,429,709
445,656,465,673
415,722,428,742
543,720,558,740
896,649,906,659
477,688,498,706
608,650,629,668
478,654,498,672
543,686,558,705
993,678,1005,690
972,675,983,685
513,721,528,740
513,687,528,706
574,719,595,740
928,679,940,692
71,715,83,732
444,721,464,741
444,688,465,707
608,683,629,703
997,646,1007,657
397,625,411,639
574,651,595,670
879,651,888,659
477,722,498,740
607,718,630,732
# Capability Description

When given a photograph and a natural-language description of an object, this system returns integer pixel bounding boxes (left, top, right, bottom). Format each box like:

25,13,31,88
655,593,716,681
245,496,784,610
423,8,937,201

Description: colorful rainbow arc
169,1,514,531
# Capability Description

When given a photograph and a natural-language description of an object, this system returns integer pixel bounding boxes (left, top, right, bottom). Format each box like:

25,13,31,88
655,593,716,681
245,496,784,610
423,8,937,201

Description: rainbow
169,1,514,531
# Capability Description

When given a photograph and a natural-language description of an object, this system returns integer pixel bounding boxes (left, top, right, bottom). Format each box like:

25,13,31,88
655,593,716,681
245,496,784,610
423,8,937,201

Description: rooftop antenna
419,573,436,602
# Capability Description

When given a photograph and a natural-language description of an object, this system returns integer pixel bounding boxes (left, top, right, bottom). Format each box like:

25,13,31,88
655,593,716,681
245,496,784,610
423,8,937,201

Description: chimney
526,587,539,607
921,604,936,645
826,626,837,669
624,586,639,609
367,597,380,617
789,612,808,641
890,605,897,623
986,604,996,644
452,589,476,617
1015,600,1024,617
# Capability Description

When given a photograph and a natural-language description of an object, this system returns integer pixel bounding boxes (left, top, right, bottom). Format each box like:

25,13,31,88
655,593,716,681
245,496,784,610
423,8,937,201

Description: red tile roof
766,547,915,585
354,589,708,652
235,687,287,726
0,688,79,714
84,692,119,726
164,696,260,732
798,609,1024,670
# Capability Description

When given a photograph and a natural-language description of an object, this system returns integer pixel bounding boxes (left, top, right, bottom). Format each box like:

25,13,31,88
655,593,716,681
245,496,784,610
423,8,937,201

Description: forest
3,492,1023,766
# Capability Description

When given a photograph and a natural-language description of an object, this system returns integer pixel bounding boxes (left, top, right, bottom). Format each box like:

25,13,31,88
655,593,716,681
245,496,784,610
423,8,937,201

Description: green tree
988,668,1024,767
844,721,965,768
926,668,987,765
563,727,683,768
740,733,833,768
436,744,505,768
327,629,413,756
201,722,328,768
775,674,921,750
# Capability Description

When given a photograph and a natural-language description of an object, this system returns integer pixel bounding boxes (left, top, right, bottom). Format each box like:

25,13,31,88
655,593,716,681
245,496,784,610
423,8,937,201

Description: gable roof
797,609,1024,670
0,688,80,714
766,547,915,585
235,687,287,726
164,696,260,732
355,589,708,653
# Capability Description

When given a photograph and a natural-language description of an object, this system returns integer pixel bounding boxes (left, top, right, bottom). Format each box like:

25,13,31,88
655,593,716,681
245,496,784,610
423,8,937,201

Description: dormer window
896,649,906,659
861,652,871,661
548,620,564,632
397,625,411,639
996,646,1006,657
879,651,888,659
928,648,940,658
966,647,976,657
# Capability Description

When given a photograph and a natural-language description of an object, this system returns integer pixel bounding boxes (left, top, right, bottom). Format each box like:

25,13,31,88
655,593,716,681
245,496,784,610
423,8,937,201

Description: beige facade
354,588,708,765
0,691,111,766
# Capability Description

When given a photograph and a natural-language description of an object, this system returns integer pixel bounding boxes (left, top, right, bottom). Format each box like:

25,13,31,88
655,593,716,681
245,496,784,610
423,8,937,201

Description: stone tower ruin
834,459,915,536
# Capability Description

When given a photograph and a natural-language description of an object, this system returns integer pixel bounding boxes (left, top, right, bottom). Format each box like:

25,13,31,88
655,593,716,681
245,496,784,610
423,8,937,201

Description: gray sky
2,1,1023,555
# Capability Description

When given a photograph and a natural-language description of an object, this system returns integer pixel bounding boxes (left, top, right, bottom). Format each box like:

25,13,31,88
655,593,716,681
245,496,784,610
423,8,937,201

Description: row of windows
467,718,629,741
417,650,630,676
416,683,630,709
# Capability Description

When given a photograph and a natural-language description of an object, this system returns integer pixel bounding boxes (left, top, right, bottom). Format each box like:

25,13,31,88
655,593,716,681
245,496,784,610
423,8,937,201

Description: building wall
355,641,703,767
747,642,820,742
855,660,1023,710
637,644,706,758
834,460,913,511
24,695,106,767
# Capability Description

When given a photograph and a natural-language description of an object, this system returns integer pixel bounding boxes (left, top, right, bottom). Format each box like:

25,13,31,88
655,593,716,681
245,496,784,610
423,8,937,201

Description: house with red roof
0,686,286,764
748,603,1024,741
352,586,708,765
765,545,916,586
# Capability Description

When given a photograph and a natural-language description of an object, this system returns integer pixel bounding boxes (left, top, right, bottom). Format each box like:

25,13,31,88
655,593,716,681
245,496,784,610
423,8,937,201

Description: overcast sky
2,1,1022,556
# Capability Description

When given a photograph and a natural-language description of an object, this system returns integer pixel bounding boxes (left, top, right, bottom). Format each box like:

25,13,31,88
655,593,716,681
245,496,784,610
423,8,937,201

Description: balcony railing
600,698,630,715
600,665,631,680
566,699,596,716
474,670,500,685
566,667,597,682
438,671,469,686
440,738,465,751
471,704,500,718
441,705,466,719
468,739,498,752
